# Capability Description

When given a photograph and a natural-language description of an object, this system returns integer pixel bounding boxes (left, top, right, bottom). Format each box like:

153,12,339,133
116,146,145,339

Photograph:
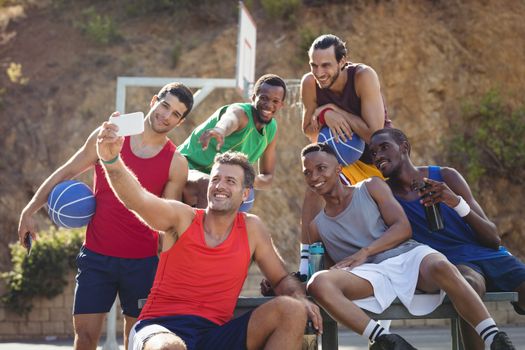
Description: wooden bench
234,292,518,350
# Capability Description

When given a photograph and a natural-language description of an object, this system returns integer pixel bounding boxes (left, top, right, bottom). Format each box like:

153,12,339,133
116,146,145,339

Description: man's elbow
487,235,501,250
302,126,317,142
254,173,273,190
401,220,412,240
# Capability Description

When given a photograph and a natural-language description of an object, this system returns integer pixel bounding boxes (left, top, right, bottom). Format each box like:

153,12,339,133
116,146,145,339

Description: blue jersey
396,166,510,265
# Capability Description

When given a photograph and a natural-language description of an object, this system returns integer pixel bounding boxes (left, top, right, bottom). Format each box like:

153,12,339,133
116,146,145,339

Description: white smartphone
109,112,144,136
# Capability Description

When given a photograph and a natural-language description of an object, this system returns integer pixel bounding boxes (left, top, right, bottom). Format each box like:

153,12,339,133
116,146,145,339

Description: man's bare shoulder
171,150,188,164
439,166,464,183
354,64,379,81
301,72,316,85
363,176,392,196
244,212,265,230
355,63,375,73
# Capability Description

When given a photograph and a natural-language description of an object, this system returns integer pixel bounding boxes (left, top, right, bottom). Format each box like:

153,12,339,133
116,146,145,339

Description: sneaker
369,334,417,350
490,331,516,350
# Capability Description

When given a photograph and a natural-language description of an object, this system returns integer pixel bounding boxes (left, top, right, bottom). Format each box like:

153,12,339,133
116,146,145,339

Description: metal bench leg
451,318,464,350
321,319,338,350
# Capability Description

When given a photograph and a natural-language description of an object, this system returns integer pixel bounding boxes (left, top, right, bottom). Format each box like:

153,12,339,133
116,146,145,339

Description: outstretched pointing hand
199,127,226,151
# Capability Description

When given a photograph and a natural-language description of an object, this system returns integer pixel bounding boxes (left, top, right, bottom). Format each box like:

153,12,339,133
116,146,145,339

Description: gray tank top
314,179,421,264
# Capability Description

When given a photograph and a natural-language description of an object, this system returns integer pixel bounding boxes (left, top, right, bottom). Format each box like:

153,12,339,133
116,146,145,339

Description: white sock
363,320,389,342
299,244,310,276
379,320,392,332
475,318,499,346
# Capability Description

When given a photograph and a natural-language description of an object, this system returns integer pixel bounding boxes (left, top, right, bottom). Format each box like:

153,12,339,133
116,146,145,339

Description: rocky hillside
1,0,524,270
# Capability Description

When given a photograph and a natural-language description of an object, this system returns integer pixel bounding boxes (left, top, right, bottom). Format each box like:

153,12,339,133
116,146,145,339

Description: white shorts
345,245,446,316
128,321,172,350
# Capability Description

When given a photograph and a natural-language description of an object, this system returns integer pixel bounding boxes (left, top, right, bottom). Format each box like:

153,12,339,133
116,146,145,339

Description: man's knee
457,265,486,295
143,333,186,350
271,296,307,322
74,328,99,348
428,258,458,279
182,173,209,207
307,271,331,302
73,315,104,347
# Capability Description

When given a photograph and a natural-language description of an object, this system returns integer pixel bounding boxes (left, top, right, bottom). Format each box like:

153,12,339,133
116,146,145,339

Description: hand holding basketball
97,116,124,163
314,104,352,142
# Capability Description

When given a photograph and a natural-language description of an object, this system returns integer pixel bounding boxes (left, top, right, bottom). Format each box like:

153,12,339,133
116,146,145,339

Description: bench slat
234,292,518,350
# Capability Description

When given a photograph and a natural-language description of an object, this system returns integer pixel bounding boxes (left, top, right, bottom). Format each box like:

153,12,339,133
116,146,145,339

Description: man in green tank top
179,74,286,208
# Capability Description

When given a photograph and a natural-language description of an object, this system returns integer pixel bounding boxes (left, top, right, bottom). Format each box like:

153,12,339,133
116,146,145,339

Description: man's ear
339,56,347,71
401,141,411,155
336,163,343,175
242,188,251,202
150,95,159,108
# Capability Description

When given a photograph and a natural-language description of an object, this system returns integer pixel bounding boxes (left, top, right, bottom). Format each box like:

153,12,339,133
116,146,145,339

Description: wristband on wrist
317,107,333,126
453,195,471,217
101,154,119,165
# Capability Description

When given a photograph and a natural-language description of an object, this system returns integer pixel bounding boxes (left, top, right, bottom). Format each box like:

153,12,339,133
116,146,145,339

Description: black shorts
131,311,253,350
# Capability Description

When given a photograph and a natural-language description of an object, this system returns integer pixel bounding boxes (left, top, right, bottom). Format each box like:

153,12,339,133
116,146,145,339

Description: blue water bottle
308,242,325,280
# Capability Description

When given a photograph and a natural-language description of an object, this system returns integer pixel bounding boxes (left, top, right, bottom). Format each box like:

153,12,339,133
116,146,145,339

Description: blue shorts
460,254,525,291
74,245,158,317
132,311,253,350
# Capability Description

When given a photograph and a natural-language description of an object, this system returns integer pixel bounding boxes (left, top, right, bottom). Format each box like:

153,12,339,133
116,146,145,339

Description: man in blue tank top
370,128,525,350
301,143,516,350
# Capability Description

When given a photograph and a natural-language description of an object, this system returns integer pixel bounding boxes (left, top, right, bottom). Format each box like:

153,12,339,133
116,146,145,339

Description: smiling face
146,93,187,134
309,46,346,90
207,163,248,212
369,133,406,178
251,83,285,126
302,150,342,196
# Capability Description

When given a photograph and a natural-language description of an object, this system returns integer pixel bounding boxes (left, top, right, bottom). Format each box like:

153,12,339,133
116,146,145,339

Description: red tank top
85,136,176,258
139,209,251,325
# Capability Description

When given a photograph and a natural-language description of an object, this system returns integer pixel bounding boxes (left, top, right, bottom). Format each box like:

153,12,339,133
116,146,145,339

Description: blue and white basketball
239,188,255,213
317,126,365,166
47,180,96,228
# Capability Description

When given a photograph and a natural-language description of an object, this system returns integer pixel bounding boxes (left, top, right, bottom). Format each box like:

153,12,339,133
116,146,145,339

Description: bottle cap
309,243,324,254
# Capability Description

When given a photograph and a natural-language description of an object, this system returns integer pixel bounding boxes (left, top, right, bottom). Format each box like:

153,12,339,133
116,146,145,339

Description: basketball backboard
235,1,256,99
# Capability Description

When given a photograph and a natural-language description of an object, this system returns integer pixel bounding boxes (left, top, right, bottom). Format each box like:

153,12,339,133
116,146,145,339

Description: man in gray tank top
301,143,516,350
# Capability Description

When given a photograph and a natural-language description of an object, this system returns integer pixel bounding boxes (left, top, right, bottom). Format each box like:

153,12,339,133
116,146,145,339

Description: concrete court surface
0,326,523,349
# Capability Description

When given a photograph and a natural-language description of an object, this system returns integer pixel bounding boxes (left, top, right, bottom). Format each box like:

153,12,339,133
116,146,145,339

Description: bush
76,7,121,45
122,0,180,17
261,0,301,20
298,27,320,56
447,90,525,186
1,227,84,315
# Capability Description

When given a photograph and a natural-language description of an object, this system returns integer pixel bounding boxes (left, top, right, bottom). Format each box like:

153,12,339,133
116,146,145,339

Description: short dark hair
301,142,338,160
371,128,411,155
253,74,287,101
157,82,194,119
214,151,255,189
309,34,347,62
371,128,410,145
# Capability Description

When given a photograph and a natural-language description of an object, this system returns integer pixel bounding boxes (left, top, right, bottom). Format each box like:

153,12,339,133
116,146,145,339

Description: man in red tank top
17,83,194,350
299,34,392,280
96,123,322,350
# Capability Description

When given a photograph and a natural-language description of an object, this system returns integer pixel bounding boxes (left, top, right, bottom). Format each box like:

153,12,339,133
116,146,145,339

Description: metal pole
102,301,119,350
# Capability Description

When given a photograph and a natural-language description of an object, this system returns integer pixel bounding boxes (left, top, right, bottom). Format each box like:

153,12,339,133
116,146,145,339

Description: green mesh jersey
178,103,277,174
